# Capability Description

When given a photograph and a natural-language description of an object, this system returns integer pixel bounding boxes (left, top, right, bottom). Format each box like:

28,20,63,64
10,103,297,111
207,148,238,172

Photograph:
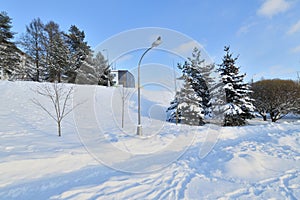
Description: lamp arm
138,47,153,67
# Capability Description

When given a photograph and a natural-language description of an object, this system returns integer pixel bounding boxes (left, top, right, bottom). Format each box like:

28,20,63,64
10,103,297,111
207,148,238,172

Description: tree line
0,11,113,85
167,47,300,126
1,11,299,126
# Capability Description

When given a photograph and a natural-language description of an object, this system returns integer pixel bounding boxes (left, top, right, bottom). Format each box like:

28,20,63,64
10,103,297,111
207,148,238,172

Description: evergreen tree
218,46,255,126
64,25,90,83
20,18,46,81
93,51,113,86
177,76,204,126
167,76,204,125
0,11,20,79
166,92,182,124
207,74,226,124
178,48,214,117
44,21,69,82
0,11,14,41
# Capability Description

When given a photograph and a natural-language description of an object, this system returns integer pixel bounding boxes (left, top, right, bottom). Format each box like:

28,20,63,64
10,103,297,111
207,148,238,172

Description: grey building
111,70,135,88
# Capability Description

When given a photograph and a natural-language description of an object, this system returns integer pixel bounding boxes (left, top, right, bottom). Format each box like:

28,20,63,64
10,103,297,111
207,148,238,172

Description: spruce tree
166,92,182,124
178,48,214,117
218,46,255,126
167,76,204,125
167,48,216,124
177,76,204,126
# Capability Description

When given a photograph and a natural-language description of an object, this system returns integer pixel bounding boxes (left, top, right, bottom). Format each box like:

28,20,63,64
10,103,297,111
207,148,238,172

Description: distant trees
1,12,113,85
218,46,255,126
252,79,300,122
19,17,113,85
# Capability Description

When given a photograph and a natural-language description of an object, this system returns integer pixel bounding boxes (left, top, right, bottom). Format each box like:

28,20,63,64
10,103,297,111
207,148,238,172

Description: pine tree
218,46,255,126
0,11,20,79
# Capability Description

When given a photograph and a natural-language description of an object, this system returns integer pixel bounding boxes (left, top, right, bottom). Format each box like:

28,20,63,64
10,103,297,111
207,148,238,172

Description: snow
0,80,299,199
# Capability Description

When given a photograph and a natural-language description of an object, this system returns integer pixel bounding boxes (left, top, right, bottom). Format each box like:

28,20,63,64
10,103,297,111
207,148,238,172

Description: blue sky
1,0,300,81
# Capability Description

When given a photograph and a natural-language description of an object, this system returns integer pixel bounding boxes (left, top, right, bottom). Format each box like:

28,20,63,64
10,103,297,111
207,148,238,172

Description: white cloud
291,44,300,53
237,22,257,35
172,41,203,56
257,0,291,18
287,19,300,35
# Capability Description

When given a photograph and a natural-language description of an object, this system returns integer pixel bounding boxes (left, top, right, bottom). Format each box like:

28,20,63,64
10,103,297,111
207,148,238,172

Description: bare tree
252,79,300,122
32,82,75,136
20,18,46,82
118,85,131,128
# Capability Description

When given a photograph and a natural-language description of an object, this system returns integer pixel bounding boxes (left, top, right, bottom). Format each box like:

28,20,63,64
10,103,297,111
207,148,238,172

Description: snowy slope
0,81,299,200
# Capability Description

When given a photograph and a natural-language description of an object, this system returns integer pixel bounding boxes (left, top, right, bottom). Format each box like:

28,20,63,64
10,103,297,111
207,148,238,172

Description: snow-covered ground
0,81,299,199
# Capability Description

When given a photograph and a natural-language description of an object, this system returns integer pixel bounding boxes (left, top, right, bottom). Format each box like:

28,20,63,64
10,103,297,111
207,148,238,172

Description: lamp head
151,36,162,47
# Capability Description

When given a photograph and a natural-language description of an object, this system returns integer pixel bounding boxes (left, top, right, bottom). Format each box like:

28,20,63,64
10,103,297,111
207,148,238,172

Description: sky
1,0,300,82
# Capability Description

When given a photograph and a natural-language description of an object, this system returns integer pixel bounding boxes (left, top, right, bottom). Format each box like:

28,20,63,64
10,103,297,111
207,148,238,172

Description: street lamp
137,36,162,136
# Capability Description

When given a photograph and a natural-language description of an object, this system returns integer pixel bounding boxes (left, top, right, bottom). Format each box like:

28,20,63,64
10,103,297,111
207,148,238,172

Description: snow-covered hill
0,81,299,199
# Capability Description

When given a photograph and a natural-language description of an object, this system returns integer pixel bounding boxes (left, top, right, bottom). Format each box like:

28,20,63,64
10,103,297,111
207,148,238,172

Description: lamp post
137,36,162,136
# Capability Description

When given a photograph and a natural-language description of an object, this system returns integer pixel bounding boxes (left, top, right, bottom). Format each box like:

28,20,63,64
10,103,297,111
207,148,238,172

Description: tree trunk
262,115,267,121
58,71,61,83
121,97,124,128
58,121,61,137
270,113,277,122
35,45,39,82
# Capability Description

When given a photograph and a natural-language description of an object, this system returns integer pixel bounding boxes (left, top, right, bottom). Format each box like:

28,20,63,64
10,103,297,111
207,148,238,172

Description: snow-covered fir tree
207,74,227,124
167,48,217,124
177,76,204,126
177,48,217,118
167,76,205,125
166,92,182,124
218,46,255,126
